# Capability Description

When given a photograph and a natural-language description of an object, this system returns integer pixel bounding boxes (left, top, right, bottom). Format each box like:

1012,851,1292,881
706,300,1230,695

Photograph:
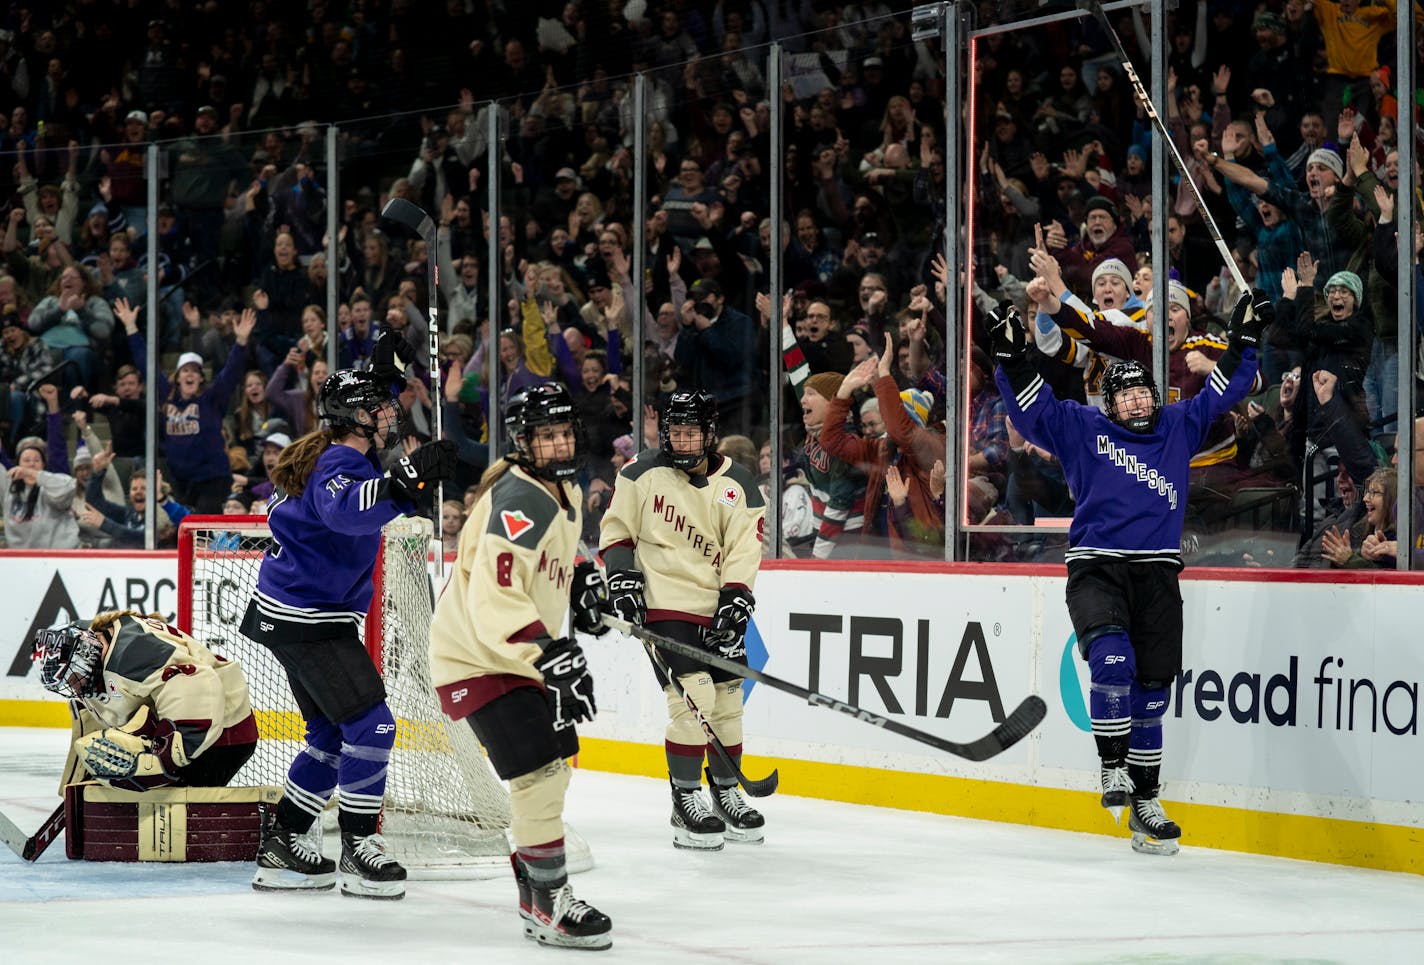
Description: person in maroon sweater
1056,196,1138,297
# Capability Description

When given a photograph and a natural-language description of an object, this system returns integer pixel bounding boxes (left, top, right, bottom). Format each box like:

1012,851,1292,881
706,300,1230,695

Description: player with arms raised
991,289,1270,855
240,352,455,898
430,382,612,951
599,390,767,850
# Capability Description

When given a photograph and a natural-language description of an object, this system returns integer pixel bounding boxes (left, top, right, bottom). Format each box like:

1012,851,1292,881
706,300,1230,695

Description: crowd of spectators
0,0,1417,568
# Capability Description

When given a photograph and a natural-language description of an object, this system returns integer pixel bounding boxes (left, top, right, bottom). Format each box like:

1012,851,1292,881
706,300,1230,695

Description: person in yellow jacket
32,609,257,791
599,389,767,850
429,382,612,951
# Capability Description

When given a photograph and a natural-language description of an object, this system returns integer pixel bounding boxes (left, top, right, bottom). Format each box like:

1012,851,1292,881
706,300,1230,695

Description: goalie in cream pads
33,611,258,791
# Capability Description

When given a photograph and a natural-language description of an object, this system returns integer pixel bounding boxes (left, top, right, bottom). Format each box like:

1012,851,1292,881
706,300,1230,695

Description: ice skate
1128,793,1181,856
510,854,533,923
670,780,725,850
526,881,613,950
251,827,337,892
339,832,407,899
705,770,765,844
1100,761,1133,823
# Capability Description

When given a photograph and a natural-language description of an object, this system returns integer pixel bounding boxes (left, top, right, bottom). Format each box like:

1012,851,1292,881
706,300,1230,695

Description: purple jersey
996,350,1259,568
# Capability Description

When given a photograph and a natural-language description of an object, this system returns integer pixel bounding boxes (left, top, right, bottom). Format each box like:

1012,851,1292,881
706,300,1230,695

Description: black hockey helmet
1101,359,1160,433
319,368,395,441
33,622,104,699
659,389,718,470
506,382,581,481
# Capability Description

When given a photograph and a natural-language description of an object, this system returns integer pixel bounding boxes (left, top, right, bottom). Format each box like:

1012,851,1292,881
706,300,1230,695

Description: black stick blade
740,767,780,798
380,197,434,239
954,696,1048,762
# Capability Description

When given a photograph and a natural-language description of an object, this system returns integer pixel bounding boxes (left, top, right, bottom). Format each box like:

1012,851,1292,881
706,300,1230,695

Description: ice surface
2,727,1420,964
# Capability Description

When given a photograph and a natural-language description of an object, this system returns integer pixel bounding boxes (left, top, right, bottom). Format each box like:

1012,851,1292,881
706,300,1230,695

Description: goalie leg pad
509,758,571,849
335,702,395,836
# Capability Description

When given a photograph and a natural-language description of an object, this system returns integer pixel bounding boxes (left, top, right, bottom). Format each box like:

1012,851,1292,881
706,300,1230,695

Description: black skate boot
252,825,337,892
1128,792,1182,856
670,779,725,850
339,832,407,899
1100,760,1133,823
705,769,765,844
527,881,613,950
510,854,533,923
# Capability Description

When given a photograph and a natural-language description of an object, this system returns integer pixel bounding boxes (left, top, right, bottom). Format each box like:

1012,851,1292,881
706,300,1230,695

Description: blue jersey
253,443,414,627
996,350,1259,568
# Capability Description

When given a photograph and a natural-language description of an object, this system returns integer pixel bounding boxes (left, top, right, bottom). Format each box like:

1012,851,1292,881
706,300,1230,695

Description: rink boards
0,552,1419,874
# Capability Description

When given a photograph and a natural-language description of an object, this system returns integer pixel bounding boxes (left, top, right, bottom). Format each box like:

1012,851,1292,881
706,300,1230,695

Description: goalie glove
603,569,646,626
1227,288,1274,352
73,706,179,792
387,439,457,503
570,561,609,636
704,586,755,660
536,637,596,730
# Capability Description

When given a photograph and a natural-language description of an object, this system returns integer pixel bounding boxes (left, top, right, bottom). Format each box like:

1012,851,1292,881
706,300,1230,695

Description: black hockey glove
387,439,457,503
536,636,596,730
704,586,755,659
988,301,1029,365
1227,288,1274,352
603,569,646,626
570,561,609,636
370,328,417,392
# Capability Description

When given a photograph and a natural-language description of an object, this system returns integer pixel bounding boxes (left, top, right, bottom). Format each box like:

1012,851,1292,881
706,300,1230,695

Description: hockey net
176,514,592,878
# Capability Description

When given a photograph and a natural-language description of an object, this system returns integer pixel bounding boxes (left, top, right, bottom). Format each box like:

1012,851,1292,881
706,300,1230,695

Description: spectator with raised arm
1,384,78,549
116,296,255,513
80,448,190,550
28,263,112,392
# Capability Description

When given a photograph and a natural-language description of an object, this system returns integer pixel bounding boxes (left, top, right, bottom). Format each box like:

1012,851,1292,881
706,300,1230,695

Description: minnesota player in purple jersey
992,289,1270,855
240,352,455,898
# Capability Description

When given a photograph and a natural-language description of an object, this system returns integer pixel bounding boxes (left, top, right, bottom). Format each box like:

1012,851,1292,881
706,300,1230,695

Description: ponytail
271,429,336,497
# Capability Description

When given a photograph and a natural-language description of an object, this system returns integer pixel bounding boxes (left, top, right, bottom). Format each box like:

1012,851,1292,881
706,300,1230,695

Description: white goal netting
178,514,592,878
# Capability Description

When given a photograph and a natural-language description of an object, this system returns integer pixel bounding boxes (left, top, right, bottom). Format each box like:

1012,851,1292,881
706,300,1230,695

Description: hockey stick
603,615,1047,763
0,803,66,862
576,543,777,796
380,197,446,579
1079,0,1249,293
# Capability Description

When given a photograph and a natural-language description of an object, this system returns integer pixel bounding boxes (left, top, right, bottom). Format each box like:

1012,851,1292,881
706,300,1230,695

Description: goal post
176,515,593,878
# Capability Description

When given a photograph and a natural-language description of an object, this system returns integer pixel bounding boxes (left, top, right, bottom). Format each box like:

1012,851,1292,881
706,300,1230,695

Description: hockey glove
73,706,179,792
570,561,609,636
603,569,646,626
704,586,755,659
536,637,596,730
370,328,418,392
1227,288,1274,352
388,439,457,503
988,301,1029,365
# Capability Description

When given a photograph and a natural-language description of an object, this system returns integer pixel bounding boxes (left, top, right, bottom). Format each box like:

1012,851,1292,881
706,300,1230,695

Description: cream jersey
84,613,256,767
430,464,583,719
599,450,765,622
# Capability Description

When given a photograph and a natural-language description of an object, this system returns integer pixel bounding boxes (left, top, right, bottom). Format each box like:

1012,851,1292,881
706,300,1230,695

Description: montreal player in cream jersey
599,389,767,850
429,382,612,951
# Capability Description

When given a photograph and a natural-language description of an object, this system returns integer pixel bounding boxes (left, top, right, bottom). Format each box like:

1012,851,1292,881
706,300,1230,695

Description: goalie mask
1101,360,1161,434
506,382,581,481
319,368,397,444
33,623,104,699
659,390,718,471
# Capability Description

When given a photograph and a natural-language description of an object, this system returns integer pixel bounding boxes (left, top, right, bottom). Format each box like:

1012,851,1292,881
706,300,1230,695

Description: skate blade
672,827,725,851
524,924,613,951
1130,833,1180,856
722,825,765,845
340,872,407,900
251,867,337,892
1106,805,1125,824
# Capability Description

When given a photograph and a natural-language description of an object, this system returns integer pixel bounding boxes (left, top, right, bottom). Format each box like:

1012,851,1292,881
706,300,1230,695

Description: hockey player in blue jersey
240,358,455,898
992,288,1270,855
